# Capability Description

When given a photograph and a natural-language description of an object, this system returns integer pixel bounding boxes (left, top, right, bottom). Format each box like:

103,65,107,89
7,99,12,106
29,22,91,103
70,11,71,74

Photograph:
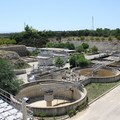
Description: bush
76,98,88,111
76,45,84,53
46,42,75,50
80,36,85,41
91,45,98,54
108,36,112,41
82,43,89,49
55,57,64,67
28,49,39,56
38,112,46,120
68,109,76,117
69,53,91,67
116,36,120,40
0,38,16,45
90,37,94,41
13,59,30,69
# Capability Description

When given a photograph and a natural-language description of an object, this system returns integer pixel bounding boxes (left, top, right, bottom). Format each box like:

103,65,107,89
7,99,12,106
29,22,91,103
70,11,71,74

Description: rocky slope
0,50,30,69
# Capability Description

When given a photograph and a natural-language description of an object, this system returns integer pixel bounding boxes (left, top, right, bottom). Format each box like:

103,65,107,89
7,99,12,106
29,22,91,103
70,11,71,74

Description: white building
37,48,75,66
37,56,53,66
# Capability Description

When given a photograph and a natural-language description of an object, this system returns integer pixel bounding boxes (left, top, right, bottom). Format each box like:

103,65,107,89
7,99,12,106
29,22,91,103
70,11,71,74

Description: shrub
82,43,89,49
108,36,112,41
91,45,98,54
68,109,76,117
76,45,84,53
38,112,46,120
69,53,91,67
55,57,64,68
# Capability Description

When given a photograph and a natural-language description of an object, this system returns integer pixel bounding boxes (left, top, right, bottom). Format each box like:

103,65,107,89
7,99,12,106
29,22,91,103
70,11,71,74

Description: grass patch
85,81,120,102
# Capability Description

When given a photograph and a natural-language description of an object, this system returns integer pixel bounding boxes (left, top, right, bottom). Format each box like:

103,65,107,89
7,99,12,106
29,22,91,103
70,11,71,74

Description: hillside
0,50,30,69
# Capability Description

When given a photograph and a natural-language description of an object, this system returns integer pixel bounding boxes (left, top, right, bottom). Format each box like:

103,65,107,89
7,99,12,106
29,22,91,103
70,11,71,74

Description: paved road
69,85,120,120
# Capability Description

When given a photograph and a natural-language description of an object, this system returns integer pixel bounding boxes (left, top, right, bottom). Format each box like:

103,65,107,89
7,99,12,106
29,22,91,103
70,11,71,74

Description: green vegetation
0,38,16,45
85,81,120,102
91,45,98,54
11,25,48,47
69,53,91,67
8,25,120,48
82,43,89,49
67,109,77,117
55,57,64,67
0,58,23,95
10,27,120,40
38,112,46,120
28,49,39,56
75,99,88,112
76,42,89,53
68,99,88,117
12,59,30,69
76,45,84,53
46,41,75,50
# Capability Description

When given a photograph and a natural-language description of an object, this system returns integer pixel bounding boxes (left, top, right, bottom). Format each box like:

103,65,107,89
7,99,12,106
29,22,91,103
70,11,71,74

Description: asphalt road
69,84,120,120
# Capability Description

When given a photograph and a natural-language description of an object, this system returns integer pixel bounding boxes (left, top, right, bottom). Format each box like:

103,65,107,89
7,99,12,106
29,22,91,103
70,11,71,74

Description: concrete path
68,84,120,120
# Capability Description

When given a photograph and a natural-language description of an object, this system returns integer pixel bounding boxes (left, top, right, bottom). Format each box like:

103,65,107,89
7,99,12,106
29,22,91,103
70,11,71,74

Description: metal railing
0,88,33,120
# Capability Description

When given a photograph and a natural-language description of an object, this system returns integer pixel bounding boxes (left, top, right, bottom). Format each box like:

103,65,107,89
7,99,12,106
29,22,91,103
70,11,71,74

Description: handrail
0,87,33,119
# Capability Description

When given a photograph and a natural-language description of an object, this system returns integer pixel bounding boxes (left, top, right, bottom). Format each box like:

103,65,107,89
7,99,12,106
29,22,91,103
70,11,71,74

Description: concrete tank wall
16,80,87,116
16,82,81,101
76,67,120,86
30,91,87,116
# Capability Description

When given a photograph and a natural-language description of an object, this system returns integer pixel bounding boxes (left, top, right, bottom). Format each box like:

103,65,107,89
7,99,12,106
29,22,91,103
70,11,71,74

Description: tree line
11,27,120,39
1,25,120,47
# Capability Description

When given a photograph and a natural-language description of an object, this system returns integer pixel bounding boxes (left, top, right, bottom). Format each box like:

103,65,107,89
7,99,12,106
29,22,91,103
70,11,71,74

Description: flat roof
37,56,50,59
39,48,75,52
53,53,66,57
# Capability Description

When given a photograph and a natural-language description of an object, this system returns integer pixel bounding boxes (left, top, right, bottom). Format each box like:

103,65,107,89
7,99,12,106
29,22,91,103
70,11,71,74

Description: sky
0,0,120,32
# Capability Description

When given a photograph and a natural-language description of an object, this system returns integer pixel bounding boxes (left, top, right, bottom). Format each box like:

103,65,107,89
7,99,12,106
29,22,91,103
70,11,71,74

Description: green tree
55,57,64,67
0,58,23,95
69,53,91,67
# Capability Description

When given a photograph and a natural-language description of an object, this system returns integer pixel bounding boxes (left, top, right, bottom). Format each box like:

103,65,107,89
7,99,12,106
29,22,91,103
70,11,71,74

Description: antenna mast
92,16,94,30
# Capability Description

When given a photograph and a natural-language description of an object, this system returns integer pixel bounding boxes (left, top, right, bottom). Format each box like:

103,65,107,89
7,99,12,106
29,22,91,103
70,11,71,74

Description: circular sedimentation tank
79,68,116,77
16,80,87,116
75,67,120,83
